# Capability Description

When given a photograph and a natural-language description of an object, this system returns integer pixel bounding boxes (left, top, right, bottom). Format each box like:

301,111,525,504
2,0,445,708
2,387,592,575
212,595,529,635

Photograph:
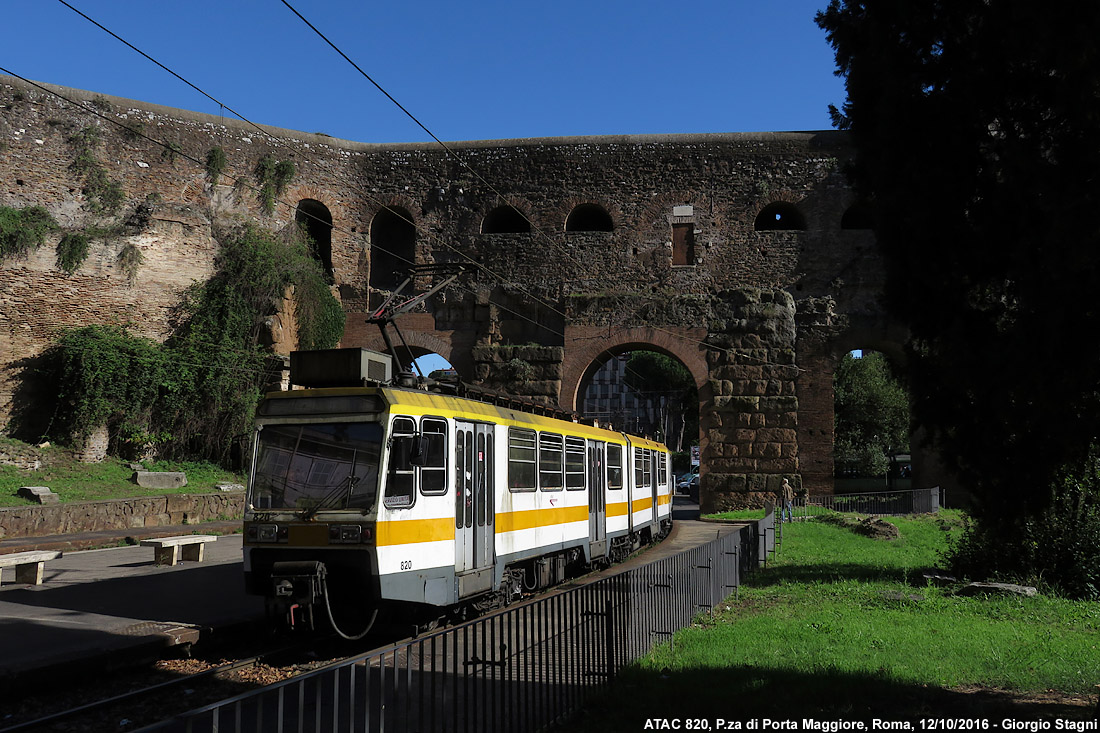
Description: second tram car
243,349,673,635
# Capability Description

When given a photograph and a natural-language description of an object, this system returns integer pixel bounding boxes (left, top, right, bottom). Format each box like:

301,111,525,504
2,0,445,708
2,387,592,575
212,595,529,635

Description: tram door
652,452,663,526
455,422,495,590
588,440,607,558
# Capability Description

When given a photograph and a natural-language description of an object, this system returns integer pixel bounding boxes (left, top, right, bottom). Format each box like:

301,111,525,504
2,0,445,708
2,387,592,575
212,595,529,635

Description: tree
817,1,1100,591
623,352,698,452
833,351,909,477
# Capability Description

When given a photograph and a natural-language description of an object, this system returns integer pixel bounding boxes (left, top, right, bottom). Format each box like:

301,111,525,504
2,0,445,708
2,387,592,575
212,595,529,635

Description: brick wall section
0,75,916,508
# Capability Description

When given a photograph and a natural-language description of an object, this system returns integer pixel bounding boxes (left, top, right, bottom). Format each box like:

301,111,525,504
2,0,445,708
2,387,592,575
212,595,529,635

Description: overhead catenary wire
273,0,805,375
52,0,799,378
9,6,803,387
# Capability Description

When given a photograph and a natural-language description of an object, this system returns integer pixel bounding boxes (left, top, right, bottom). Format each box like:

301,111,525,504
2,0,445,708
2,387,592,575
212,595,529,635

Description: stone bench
140,535,218,566
0,550,63,585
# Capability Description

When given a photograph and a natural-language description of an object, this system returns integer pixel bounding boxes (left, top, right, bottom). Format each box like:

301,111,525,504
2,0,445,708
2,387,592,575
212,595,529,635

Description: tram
242,348,673,637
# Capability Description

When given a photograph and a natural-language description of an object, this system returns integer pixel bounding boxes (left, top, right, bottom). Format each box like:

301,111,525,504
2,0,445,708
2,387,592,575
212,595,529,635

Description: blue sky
4,1,845,145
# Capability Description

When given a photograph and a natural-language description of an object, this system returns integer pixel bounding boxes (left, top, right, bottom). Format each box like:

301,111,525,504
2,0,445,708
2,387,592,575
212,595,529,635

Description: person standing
780,478,795,523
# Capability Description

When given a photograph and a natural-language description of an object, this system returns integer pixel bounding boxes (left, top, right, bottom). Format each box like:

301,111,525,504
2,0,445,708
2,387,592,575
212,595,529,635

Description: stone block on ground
132,471,187,489
17,487,59,504
956,582,1038,598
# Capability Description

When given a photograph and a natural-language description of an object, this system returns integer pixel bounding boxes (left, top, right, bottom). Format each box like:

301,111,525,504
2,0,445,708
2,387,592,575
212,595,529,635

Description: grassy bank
0,438,242,507
571,512,1099,727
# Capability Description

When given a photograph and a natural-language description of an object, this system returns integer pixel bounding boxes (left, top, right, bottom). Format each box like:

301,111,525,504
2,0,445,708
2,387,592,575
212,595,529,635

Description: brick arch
559,325,709,412
347,324,466,376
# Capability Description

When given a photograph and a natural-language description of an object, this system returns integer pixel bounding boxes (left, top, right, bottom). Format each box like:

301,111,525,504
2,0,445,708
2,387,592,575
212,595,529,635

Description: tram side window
634,447,652,489
385,417,416,508
420,417,448,495
657,452,667,488
607,444,623,490
539,433,564,491
508,427,537,491
565,436,586,490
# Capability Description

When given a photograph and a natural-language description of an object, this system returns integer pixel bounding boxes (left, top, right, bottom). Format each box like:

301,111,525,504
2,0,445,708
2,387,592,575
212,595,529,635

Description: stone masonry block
134,472,187,489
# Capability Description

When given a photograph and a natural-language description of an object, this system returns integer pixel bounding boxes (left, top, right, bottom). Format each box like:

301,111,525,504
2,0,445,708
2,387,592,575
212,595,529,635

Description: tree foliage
623,351,698,451
817,1,1100,593
833,351,909,477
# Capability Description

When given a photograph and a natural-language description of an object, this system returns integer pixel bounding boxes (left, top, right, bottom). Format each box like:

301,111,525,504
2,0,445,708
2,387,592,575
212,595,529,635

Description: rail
135,511,776,733
793,486,942,520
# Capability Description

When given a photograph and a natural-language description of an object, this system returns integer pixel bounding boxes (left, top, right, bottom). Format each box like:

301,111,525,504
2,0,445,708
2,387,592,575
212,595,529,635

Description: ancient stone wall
0,75,908,507
0,491,244,540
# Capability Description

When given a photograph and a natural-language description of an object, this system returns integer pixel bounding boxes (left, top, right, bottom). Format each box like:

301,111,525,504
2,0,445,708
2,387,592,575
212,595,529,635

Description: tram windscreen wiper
301,474,360,519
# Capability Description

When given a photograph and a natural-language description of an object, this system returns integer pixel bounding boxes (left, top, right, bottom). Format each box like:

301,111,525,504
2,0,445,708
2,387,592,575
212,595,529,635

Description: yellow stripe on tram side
658,494,672,507
495,505,589,534
631,497,654,513
376,517,456,547
606,501,630,518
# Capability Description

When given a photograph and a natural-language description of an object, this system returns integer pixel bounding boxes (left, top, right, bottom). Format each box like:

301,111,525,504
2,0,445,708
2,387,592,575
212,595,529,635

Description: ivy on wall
0,205,58,259
68,126,124,215
45,224,344,464
254,154,296,214
205,147,227,186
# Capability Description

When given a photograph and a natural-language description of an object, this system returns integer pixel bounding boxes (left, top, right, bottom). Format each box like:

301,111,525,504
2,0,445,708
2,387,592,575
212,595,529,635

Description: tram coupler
268,561,327,631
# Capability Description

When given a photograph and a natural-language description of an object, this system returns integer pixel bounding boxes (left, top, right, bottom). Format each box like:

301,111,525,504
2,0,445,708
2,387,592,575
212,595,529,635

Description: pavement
0,524,263,691
0,495,727,691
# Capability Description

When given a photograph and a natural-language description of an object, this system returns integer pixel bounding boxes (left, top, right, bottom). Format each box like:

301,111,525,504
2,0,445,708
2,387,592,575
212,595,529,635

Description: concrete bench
140,535,218,566
0,550,62,585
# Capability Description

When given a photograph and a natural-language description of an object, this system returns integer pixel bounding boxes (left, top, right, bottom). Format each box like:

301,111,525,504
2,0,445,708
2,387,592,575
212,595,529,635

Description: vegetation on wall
68,126,124,215
55,233,90,274
48,325,166,446
0,205,58,259
254,153,296,214
117,242,144,283
44,224,344,464
205,147,227,186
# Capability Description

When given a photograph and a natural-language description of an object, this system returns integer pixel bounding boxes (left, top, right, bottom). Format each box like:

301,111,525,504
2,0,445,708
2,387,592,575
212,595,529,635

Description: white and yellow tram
243,349,674,634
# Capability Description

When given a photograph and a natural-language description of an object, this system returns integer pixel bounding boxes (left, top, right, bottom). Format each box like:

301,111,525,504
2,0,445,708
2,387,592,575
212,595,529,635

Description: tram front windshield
249,423,382,512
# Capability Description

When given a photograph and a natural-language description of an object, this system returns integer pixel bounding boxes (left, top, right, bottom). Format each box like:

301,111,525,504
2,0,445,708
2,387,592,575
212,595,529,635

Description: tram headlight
246,523,286,543
328,524,373,544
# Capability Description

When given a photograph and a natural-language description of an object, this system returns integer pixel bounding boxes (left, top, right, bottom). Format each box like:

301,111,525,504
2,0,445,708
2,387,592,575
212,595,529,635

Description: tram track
0,629,374,733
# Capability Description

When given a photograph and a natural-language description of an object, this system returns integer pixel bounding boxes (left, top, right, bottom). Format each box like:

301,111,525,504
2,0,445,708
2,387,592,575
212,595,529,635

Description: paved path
0,533,262,683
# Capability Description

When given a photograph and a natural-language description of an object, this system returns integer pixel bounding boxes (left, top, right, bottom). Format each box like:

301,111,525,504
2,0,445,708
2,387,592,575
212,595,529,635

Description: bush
46,224,344,466
946,453,1100,599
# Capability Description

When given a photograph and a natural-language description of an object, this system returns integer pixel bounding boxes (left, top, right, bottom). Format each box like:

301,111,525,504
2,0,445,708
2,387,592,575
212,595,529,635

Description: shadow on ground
566,665,1096,730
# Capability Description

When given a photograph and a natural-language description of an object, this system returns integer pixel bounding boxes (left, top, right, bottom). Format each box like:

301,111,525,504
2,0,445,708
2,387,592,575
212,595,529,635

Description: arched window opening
565,203,613,232
754,202,806,231
482,205,531,234
841,201,875,230
295,199,334,282
370,206,416,293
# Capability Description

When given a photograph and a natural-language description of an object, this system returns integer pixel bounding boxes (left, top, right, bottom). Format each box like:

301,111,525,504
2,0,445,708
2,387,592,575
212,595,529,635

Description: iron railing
790,486,942,521
137,511,776,733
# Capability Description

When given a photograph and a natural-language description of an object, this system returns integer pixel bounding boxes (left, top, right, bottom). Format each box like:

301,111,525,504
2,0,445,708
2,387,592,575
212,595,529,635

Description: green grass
570,512,1100,727
0,438,242,507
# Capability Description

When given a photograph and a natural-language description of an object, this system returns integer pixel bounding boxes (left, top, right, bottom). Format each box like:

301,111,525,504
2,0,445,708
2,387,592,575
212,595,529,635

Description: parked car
677,471,699,494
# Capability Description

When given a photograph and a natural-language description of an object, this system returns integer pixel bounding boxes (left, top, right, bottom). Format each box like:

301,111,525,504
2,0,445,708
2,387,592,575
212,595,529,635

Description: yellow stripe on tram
495,506,589,534
376,517,456,546
606,501,630,518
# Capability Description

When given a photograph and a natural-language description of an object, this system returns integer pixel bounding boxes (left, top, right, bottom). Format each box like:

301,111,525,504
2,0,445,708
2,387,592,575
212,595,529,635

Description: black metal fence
792,486,942,520
137,512,776,733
